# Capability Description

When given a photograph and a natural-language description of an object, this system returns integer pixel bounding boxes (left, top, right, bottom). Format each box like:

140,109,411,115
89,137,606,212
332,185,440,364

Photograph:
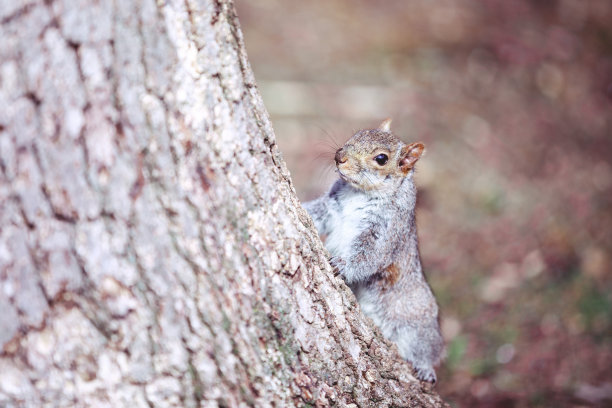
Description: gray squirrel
303,119,444,383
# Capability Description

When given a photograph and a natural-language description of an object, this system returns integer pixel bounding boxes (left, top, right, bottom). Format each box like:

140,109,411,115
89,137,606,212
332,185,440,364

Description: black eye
374,154,388,165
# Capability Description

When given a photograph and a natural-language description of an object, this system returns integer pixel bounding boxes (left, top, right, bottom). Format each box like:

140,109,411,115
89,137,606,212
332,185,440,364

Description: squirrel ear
399,142,425,173
378,118,392,132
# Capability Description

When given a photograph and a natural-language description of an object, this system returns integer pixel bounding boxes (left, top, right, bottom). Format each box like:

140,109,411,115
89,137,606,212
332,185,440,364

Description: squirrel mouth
337,168,377,191
337,169,358,185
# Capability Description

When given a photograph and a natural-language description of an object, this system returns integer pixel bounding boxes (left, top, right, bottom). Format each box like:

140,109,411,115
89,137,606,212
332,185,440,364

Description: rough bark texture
0,0,446,406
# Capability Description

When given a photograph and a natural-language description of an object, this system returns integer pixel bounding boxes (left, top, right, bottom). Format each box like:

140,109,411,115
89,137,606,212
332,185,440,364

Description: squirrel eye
374,154,388,165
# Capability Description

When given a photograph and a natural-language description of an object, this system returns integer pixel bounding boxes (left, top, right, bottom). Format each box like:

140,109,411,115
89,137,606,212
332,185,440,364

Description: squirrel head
334,119,425,193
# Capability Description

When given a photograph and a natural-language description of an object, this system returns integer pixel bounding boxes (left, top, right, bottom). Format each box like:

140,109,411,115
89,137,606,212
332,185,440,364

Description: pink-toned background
236,1,612,406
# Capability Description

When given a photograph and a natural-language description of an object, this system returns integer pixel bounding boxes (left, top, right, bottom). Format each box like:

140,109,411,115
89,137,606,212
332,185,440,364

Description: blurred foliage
236,0,612,406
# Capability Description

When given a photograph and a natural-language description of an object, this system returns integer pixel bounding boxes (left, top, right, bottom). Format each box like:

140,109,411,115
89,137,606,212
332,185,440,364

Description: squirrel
304,118,444,383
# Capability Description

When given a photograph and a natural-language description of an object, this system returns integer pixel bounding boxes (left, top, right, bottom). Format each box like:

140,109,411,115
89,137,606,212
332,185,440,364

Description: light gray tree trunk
0,0,446,406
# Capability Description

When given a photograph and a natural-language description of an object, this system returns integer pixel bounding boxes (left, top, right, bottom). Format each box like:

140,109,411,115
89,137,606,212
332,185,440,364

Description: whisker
312,162,336,190
312,141,339,156
306,151,335,173
314,124,343,150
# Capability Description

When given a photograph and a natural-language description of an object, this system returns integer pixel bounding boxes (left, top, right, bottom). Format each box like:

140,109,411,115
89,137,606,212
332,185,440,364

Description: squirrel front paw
329,256,346,277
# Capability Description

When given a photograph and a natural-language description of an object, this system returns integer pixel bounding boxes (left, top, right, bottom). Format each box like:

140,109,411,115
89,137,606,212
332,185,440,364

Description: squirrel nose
335,148,347,164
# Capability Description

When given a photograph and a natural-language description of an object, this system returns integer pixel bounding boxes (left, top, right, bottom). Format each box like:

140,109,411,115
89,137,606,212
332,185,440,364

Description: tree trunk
0,0,447,406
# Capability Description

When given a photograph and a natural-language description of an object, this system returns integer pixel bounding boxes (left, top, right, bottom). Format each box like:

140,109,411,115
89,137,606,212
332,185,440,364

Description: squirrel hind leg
392,325,442,383
413,364,437,384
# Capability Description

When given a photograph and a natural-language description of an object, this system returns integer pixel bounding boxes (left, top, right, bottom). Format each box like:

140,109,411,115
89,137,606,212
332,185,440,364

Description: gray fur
304,127,444,382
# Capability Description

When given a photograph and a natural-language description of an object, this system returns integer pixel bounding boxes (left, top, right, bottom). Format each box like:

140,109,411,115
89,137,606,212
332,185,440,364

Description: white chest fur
324,189,378,261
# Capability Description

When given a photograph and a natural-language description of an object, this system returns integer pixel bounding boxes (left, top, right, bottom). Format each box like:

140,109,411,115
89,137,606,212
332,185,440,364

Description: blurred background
235,1,612,406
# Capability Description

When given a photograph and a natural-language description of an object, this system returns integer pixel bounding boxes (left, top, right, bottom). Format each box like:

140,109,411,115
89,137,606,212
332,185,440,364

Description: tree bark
0,0,447,406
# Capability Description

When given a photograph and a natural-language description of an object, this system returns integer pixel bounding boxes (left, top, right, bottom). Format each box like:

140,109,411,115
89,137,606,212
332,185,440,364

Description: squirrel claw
414,366,437,384
329,257,346,276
